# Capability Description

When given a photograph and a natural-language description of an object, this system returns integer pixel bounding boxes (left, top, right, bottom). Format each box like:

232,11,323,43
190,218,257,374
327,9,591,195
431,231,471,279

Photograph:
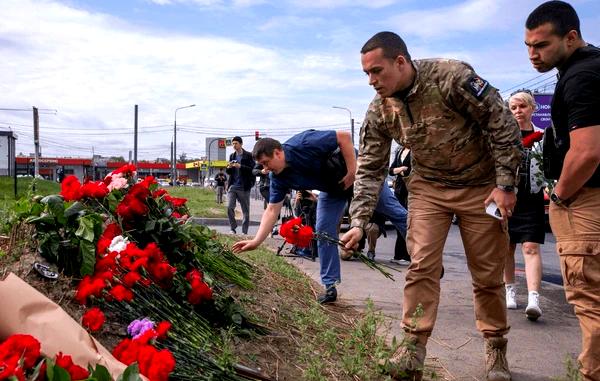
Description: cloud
288,0,396,9
387,0,540,40
0,0,366,159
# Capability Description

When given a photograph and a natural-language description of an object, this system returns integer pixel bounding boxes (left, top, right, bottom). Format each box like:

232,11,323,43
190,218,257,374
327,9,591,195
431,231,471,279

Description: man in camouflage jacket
341,32,522,381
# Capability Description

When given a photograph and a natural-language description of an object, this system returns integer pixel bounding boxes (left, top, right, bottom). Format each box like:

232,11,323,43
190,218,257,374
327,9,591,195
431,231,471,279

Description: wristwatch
497,185,515,193
550,191,565,206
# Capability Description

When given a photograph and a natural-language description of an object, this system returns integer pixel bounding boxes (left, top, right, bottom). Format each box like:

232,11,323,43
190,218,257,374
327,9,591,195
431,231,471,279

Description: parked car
203,177,215,187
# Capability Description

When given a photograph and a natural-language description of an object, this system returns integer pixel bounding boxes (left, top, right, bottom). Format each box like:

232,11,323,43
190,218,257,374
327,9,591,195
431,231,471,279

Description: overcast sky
1,0,599,161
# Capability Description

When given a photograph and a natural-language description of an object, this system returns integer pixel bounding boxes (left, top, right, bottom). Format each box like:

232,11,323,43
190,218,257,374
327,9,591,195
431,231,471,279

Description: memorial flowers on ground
20,164,256,380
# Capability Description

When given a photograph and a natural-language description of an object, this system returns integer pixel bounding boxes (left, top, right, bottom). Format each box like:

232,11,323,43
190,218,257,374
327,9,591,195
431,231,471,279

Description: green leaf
117,363,142,381
80,239,96,276
42,195,65,217
25,214,57,225
50,364,71,381
90,364,112,381
45,358,56,380
65,201,86,218
76,215,96,242
107,192,120,213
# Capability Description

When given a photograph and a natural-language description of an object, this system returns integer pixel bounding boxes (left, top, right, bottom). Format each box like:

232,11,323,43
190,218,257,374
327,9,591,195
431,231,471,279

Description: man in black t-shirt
214,169,227,204
526,2,600,379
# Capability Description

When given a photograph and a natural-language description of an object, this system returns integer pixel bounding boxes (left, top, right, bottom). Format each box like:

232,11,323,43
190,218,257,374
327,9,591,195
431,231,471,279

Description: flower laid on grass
279,217,398,280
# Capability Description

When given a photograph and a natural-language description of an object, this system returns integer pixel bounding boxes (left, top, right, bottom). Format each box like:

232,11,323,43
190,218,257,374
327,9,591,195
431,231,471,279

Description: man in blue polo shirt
232,129,407,304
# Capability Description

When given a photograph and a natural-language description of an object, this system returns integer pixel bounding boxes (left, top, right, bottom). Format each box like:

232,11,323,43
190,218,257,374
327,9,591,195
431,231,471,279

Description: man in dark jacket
226,136,255,234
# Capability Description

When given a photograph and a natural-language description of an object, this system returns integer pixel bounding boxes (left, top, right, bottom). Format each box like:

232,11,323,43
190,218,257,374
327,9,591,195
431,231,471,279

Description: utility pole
33,107,40,178
134,105,138,170
92,146,95,180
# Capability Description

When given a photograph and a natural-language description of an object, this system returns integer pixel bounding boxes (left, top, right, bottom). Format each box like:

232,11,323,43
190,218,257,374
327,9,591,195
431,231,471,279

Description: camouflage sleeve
442,62,523,187
349,107,392,229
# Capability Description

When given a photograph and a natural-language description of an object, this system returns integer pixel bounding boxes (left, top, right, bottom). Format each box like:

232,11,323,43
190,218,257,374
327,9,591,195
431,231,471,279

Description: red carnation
151,262,176,285
279,217,303,239
109,285,134,302
123,271,142,288
82,307,105,332
0,357,19,380
81,181,109,199
152,189,168,198
112,164,137,176
0,334,41,369
55,352,89,381
147,349,176,381
155,321,172,340
164,195,187,207
75,275,108,304
60,175,82,201
279,217,313,248
522,130,544,149
187,279,213,304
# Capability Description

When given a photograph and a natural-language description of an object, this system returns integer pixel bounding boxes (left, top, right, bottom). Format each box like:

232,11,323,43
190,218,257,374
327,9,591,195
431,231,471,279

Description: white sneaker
390,259,410,266
505,284,517,309
526,291,542,321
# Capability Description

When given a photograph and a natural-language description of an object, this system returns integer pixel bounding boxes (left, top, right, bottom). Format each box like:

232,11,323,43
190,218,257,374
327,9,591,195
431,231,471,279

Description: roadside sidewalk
206,196,581,381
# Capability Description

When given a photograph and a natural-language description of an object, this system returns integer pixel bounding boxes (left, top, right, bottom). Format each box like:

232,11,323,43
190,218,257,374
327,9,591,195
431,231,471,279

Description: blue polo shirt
269,130,339,203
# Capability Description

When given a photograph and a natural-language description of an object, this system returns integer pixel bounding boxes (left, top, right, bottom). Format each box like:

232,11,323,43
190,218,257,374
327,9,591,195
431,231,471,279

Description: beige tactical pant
550,187,600,381
402,173,510,342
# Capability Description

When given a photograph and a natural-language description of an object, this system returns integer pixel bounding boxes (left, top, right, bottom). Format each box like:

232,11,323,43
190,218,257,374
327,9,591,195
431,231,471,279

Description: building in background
0,131,17,176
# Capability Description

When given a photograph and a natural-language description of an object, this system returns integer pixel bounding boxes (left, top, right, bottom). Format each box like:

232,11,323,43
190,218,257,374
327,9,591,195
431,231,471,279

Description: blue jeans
315,192,347,287
375,184,408,236
227,188,251,234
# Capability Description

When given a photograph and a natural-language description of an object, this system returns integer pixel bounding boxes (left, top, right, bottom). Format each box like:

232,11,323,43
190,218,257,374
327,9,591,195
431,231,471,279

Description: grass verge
158,186,227,218
221,235,442,380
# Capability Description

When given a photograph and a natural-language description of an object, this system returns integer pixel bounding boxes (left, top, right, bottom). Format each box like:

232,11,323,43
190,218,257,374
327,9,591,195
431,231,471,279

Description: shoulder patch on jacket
465,75,490,99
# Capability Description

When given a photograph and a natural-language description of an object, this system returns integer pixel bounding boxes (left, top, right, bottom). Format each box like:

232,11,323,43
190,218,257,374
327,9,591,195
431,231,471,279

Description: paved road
373,227,563,285
213,196,581,380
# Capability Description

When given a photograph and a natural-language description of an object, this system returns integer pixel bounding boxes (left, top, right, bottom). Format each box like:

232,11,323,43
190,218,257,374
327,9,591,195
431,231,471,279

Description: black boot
317,286,337,304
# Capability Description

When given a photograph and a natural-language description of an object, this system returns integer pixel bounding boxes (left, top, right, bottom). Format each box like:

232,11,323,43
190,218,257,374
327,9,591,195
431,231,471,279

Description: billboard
532,93,553,129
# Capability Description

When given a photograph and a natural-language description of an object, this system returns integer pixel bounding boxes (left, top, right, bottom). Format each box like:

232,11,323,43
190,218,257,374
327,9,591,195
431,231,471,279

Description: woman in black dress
504,91,545,321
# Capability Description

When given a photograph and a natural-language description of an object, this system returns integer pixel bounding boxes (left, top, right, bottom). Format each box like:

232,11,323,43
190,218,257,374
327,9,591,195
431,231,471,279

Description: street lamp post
332,106,354,144
173,104,195,184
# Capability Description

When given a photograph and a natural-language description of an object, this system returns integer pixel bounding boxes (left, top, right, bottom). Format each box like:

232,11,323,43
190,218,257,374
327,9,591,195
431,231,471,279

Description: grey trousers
227,188,251,234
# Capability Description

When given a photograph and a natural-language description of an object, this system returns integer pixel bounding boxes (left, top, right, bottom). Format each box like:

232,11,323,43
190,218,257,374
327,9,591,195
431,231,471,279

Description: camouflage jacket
350,59,522,229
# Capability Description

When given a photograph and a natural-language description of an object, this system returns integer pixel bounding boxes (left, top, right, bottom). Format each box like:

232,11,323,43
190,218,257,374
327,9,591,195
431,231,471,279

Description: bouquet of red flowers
278,217,397,280
0,333,141,381
20,164,256,381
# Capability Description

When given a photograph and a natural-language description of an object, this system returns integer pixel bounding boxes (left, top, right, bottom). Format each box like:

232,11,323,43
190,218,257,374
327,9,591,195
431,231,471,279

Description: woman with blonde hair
504,90,546,321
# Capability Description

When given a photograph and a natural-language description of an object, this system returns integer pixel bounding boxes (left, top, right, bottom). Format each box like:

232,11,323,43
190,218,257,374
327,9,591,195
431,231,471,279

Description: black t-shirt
551,45,600,187
215,173,227,187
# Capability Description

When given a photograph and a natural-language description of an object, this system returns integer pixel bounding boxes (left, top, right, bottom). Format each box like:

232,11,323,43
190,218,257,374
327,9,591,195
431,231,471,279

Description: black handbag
542,124,569,180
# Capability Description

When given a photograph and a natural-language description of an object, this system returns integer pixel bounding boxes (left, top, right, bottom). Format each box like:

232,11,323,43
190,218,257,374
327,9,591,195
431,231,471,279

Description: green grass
0,176,61,234
166,186,227,218
0,176,61,200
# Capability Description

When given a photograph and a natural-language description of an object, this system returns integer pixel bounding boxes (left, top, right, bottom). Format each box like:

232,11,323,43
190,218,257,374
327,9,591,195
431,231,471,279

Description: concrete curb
190,217,260,227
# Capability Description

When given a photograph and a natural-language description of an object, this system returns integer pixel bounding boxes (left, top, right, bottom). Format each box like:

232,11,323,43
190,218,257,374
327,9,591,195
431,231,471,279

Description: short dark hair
252,138,282,160
526,1,581,38
361,31,411,62
232,136,243,144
